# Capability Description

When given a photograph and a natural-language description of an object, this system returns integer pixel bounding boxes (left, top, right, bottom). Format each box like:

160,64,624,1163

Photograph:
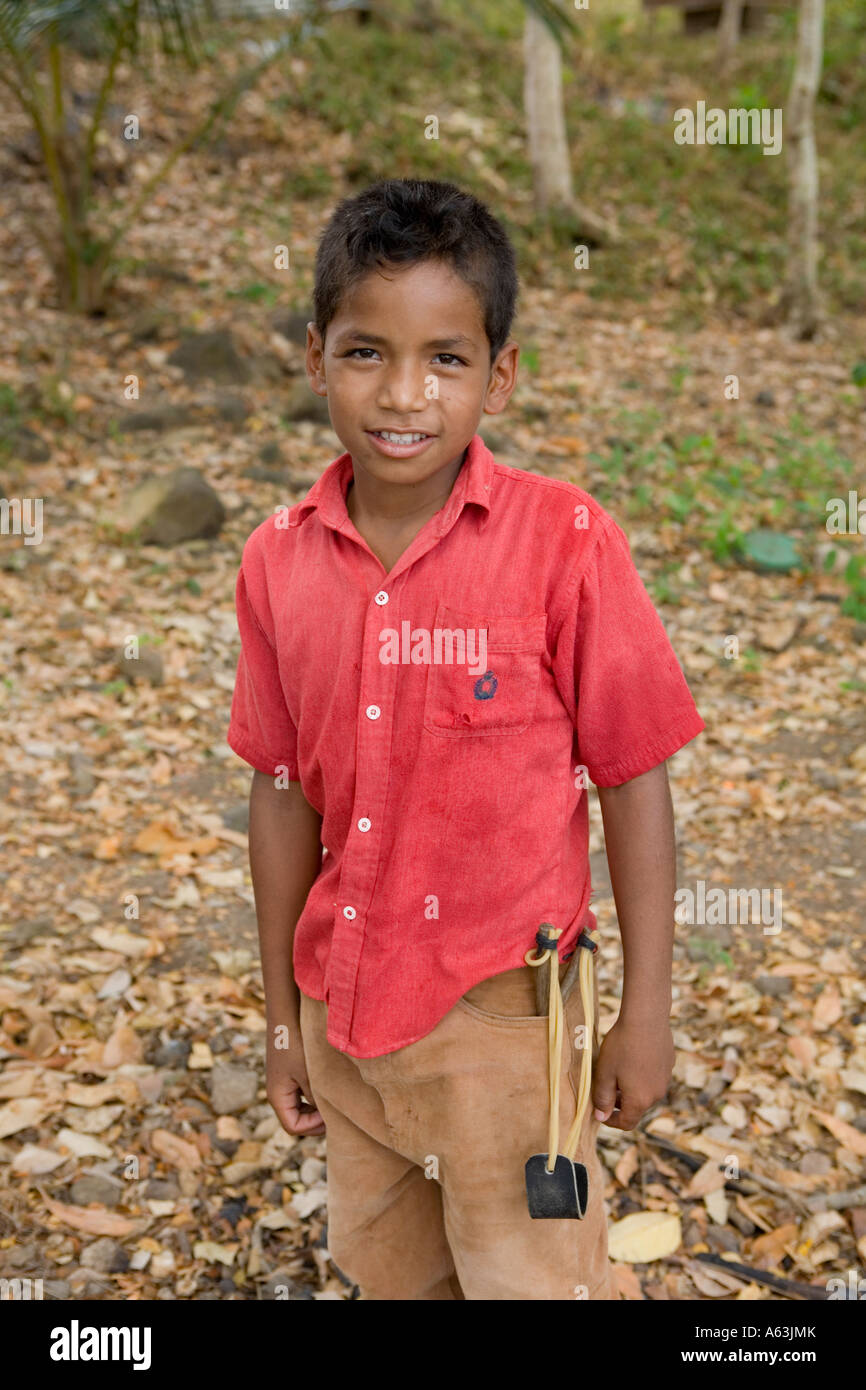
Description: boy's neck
345,444,469,533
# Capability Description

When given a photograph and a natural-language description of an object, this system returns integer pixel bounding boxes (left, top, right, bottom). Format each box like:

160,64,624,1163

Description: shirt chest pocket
422,604,547,737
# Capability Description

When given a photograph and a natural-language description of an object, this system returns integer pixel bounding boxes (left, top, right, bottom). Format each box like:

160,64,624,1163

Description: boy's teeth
375,431,428,443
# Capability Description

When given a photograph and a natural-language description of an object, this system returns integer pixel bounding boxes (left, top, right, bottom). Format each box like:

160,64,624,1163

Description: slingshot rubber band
524,923,598,1174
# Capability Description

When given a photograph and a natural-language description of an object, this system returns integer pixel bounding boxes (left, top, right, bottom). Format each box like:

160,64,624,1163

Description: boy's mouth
365,429,437,459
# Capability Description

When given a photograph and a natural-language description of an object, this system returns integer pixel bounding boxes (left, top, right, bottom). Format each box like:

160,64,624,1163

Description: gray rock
0,425,51,463
4,916,56,947
753,390,776,408
80,1238,129,1274
115,404,197,433
755,975,793,998
258,440,284,466
43,1279,72,1300
152,1037,191,1068
299,1156,325,1186
120,467,226,545
271,309,314,346
66,752,96,797
210,1063,258,1115
144,1177,179,1199
284,379,331,425
70,1173,124,1207
261,1270,314,1300
168,329,251,384
117,645,164,687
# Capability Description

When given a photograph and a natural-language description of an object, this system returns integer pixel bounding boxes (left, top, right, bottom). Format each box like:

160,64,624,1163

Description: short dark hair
312,179,519,363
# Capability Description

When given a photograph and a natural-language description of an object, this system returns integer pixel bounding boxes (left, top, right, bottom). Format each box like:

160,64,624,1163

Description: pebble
210,1064,258,1115
70,1173,124,1206
80,1238,129,1274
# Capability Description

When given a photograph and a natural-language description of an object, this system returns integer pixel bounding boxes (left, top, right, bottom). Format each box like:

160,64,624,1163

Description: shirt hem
226,725,300,780
588,712,705,787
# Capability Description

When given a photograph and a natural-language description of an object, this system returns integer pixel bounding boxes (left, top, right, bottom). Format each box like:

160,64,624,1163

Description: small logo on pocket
473,670,498,700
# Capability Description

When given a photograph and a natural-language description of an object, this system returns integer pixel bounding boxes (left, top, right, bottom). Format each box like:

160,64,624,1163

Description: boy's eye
346,348,379,359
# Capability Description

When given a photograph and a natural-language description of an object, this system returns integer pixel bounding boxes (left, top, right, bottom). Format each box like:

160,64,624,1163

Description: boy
227,178,704,1300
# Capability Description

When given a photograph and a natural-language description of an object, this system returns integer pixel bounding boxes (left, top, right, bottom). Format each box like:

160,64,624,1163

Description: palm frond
0,0,211,62
522,0,579,45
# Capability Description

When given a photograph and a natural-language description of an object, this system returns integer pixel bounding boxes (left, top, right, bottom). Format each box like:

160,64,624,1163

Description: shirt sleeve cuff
226,725,300,781
586,712,705,787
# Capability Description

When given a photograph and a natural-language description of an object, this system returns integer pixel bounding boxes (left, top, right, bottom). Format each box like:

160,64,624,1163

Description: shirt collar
288,432,495,534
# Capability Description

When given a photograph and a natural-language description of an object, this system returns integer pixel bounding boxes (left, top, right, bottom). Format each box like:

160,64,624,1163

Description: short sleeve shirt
227,434,705,1057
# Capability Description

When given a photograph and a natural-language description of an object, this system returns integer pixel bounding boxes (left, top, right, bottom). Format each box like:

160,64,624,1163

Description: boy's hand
267,1043,326,1137
591,1014,674,1131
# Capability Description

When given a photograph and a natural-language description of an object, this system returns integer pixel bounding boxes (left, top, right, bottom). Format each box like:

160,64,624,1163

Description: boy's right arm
249,769,326,1136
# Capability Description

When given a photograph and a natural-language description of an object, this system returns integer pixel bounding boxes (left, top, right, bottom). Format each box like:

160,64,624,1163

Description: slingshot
524,922,599,1219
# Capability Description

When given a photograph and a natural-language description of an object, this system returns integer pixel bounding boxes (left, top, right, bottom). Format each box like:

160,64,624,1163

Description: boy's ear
483,339,519,416
305,322,328,396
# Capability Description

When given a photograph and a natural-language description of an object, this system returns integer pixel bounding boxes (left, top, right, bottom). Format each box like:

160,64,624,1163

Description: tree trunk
522,9,618,244
523,8,573,215
717,0,744,70
785,0,824,338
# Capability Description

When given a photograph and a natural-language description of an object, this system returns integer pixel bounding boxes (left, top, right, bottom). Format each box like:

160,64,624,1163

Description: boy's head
305,179,520,489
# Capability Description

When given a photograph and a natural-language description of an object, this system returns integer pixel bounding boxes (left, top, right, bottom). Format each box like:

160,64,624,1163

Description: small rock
145,1177,180,1200
167,328,252,384
214,394,250,424
0,424,51,463
119,467,226,545
258,440,284,466
114,404,196,433
706,1224,739,1253
271,309,314,346
43,1279,71,1299
799,1150,833,1176
262,1270,314,1300
80,1238,129,1274
210,1063,258,1115
4,916,56,947
755,975,793,998
811,768,840,791
152,1037,192,1068
753,390,776,408
66,752,95,797
70,1173,124,1207
756,617,800,652
299,1157,325,1186
150,1249,176,1279
117,645,164,686
284,379,331,425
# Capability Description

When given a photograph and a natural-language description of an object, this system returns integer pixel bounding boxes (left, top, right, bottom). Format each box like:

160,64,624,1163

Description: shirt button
374,590,389,605
343,906,357,920
357,817,371,832
366,704,381,720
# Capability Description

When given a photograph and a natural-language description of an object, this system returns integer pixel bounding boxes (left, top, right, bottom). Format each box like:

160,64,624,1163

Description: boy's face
305,258,518,495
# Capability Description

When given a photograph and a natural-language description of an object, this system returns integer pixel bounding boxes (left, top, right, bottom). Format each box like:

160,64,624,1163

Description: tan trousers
298,953,616,1301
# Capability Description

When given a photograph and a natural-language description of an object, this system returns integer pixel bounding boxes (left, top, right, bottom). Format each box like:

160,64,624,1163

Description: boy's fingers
591,1065,619,1122
286,1103,326,1135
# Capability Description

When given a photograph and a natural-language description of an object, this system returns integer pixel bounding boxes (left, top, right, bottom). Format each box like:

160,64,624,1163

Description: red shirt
227,434,704,1057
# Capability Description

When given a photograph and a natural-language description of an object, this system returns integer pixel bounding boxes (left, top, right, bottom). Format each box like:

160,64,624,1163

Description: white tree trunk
785,0,824,337
522,9,619,243
524,8,573,215
717,0,744,69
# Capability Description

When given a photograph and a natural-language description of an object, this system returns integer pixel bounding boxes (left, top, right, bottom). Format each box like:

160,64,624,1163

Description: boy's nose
377,368,430,413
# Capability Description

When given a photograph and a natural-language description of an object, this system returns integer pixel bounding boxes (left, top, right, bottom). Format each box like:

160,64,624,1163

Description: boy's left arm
592,761,677,1130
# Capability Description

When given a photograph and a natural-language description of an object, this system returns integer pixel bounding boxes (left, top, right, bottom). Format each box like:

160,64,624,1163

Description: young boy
227,178,704,1301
